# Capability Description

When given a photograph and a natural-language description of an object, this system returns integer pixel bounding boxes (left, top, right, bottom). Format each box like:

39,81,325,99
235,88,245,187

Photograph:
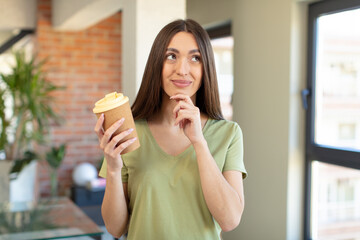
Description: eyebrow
166,48,200,54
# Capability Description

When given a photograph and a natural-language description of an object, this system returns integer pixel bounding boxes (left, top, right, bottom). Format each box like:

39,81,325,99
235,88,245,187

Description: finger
114,137,137,155
94,114,105,139
179,118,190,129
104,128,134,153
170,94,194,106
174,109,198,126
173,100,194,116
100,118,125,149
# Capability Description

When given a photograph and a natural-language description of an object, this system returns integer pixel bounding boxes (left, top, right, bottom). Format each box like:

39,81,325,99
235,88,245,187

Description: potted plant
0,50,64,202
45,144,66,197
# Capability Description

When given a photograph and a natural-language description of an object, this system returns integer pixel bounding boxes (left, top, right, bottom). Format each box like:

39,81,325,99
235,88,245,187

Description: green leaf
46,144,66,169
0,50,66,163
9,151,38,179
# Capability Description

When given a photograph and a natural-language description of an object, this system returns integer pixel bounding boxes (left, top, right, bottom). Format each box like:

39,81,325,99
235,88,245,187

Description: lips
171,80,192,88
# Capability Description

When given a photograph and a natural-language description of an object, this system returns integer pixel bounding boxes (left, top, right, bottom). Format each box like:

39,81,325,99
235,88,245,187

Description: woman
95,19,247,240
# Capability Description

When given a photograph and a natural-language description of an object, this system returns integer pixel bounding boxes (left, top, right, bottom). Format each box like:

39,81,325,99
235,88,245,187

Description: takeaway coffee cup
93,92,140,154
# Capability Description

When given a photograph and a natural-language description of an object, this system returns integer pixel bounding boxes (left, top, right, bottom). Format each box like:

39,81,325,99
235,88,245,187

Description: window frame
0,30,34,54
304,0,360,239
206,21,231,40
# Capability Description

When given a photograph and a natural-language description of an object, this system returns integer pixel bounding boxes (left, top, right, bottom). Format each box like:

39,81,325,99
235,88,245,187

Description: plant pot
10,161,38,203
0,160,12,203
0,160,38,204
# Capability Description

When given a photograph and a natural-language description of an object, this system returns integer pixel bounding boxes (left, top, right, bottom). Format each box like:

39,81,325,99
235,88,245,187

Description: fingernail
131,137,137,142
101,113,104,118
118,118,125,124
128,128,134,133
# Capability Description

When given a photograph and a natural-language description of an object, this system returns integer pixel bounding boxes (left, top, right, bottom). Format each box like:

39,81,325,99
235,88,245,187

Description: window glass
211,36,234,120
311,161,360,239
314,8,360,151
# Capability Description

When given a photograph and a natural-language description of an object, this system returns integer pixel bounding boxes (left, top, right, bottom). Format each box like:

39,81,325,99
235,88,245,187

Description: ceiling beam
52,0,123,31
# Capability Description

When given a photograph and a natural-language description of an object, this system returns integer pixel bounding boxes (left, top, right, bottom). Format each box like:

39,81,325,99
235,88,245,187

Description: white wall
122,0,186,103
186,0,235,28
187,0,308,239
0,0,36,30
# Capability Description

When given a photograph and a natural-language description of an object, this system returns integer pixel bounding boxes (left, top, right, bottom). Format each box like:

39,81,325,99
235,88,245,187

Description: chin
162,87,197,99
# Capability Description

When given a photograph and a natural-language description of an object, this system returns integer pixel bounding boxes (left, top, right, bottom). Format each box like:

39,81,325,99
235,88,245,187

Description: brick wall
36,0,122,197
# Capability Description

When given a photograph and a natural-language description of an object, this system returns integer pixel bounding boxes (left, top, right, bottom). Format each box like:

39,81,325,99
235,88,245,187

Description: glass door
306,1,360,239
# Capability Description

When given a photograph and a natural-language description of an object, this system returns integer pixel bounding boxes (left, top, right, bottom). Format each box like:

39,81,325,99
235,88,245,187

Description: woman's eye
191,55,201,62
166,53,176,60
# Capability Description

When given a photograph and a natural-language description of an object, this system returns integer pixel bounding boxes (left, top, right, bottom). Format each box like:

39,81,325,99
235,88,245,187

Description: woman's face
161,32,203,99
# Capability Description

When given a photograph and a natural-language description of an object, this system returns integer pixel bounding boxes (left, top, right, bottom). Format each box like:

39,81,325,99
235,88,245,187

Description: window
310,162,360,239
207,22,234,120
305,1,360,239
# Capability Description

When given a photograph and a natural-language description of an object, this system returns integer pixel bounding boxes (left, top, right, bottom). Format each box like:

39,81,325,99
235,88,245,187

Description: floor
64,195,126,240
57,226,126,240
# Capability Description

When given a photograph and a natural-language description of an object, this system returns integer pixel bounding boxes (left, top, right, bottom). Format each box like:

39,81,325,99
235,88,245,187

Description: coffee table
0,197,103,240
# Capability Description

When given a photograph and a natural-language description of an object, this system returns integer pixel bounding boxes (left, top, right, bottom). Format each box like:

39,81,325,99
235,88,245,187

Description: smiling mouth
171,80,192,88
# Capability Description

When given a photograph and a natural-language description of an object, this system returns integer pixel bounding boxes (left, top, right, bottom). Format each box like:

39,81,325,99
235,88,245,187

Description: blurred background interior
0,0,360,240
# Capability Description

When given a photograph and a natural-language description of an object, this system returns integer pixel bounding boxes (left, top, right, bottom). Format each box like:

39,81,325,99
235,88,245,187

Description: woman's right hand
94,114,137,172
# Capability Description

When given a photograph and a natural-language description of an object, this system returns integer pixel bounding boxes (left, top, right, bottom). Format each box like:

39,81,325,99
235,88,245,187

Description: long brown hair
131,19,223,120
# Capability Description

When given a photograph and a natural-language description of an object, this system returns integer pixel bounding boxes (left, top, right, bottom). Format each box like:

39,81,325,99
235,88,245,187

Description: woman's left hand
171,94,205,144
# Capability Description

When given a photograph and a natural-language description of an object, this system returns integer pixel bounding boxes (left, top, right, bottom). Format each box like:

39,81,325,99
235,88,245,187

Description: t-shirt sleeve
98,158,129,182
223,123,247,179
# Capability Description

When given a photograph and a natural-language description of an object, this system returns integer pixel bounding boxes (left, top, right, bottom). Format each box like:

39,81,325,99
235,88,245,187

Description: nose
176,58,190,76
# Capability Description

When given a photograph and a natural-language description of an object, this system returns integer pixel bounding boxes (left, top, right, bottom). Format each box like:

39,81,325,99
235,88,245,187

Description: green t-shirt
99,119,247,240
